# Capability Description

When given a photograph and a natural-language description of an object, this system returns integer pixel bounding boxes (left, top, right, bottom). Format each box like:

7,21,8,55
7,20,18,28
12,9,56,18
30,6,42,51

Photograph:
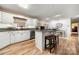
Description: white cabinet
10,31,15,44
0,30,30,49
11,30,30,43
11,31,22,43
14,30,30,43
0,32,10,48
21,30,30,40
2,12,14,24
0,11,1,22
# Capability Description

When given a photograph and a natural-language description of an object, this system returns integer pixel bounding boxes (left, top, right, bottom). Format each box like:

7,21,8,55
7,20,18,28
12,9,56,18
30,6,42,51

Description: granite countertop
0,28,61,32
35,29,59,31
0,28,36,32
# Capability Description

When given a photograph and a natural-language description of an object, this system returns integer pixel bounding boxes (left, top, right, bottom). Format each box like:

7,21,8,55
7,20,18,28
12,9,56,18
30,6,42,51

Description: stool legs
49,39,52,53
45,39,46,49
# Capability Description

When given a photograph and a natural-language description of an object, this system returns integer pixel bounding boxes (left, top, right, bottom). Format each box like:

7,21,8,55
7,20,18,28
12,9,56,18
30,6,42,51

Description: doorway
71,22,78,37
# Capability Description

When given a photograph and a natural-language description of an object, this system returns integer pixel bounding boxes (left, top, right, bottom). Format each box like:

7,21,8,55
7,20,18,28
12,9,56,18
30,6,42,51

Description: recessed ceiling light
75,15,79,17
45,18,50,20
18,4,29,9
54,14,61,17
71,15,79,19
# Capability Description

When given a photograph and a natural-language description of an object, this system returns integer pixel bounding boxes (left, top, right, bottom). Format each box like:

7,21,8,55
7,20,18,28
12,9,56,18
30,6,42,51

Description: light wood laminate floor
0,36,79,55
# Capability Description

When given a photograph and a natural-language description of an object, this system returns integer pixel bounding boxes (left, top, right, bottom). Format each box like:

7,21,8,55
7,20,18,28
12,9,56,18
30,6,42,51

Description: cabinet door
10,31,22,44
0,32,10,48
19,31,25,40
0,11,2,23
24,30,30,40
13,30,30,43
14,31,23,43
10,31,15,44
2,12,14,24
19,31,30,41
20,30,30,41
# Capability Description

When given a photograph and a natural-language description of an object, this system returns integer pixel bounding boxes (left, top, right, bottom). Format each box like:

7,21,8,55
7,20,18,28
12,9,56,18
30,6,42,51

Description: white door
0,32,10,48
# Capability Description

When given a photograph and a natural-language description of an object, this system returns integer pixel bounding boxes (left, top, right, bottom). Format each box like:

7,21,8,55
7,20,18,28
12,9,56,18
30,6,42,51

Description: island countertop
0,28,59,32
0,27,64,33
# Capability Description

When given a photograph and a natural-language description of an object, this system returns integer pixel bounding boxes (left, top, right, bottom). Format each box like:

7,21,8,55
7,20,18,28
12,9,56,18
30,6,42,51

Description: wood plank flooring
0,36,79,55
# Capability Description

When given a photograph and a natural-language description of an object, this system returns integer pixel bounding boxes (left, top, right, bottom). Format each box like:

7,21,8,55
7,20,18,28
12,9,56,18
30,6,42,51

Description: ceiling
0,4,79,21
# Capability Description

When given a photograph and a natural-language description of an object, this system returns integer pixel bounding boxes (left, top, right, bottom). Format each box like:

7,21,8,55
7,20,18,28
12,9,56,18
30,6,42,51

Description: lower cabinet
10,31,15,44
13,31,23,43
0,30,30,49
21,30,30,41
0,32,10,48
10,30,30,44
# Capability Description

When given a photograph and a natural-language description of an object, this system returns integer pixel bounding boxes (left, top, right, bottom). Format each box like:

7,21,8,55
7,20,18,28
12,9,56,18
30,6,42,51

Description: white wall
77,23,79,42
25,18,38,28
48,19,71,38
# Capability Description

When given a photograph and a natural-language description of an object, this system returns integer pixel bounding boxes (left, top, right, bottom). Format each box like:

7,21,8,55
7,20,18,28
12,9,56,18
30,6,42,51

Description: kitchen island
35,29,65,51
35,30,55,51
35,30,46,51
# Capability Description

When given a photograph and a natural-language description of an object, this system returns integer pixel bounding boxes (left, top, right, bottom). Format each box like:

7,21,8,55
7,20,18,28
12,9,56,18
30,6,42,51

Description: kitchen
0,4,78,55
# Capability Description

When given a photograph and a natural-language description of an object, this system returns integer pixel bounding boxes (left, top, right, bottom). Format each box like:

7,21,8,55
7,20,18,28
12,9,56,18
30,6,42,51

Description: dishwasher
30,30,35,39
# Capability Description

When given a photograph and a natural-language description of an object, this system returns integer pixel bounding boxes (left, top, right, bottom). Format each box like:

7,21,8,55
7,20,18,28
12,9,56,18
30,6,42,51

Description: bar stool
45,35,57,53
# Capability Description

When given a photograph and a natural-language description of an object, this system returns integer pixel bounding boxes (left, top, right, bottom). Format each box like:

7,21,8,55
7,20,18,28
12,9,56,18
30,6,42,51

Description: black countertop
0,28,36,32
0,28,58,32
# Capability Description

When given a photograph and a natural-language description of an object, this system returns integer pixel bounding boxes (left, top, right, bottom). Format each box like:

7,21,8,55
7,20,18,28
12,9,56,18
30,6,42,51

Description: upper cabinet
0,11,27,25
0,11,36,28
1,12,14,24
